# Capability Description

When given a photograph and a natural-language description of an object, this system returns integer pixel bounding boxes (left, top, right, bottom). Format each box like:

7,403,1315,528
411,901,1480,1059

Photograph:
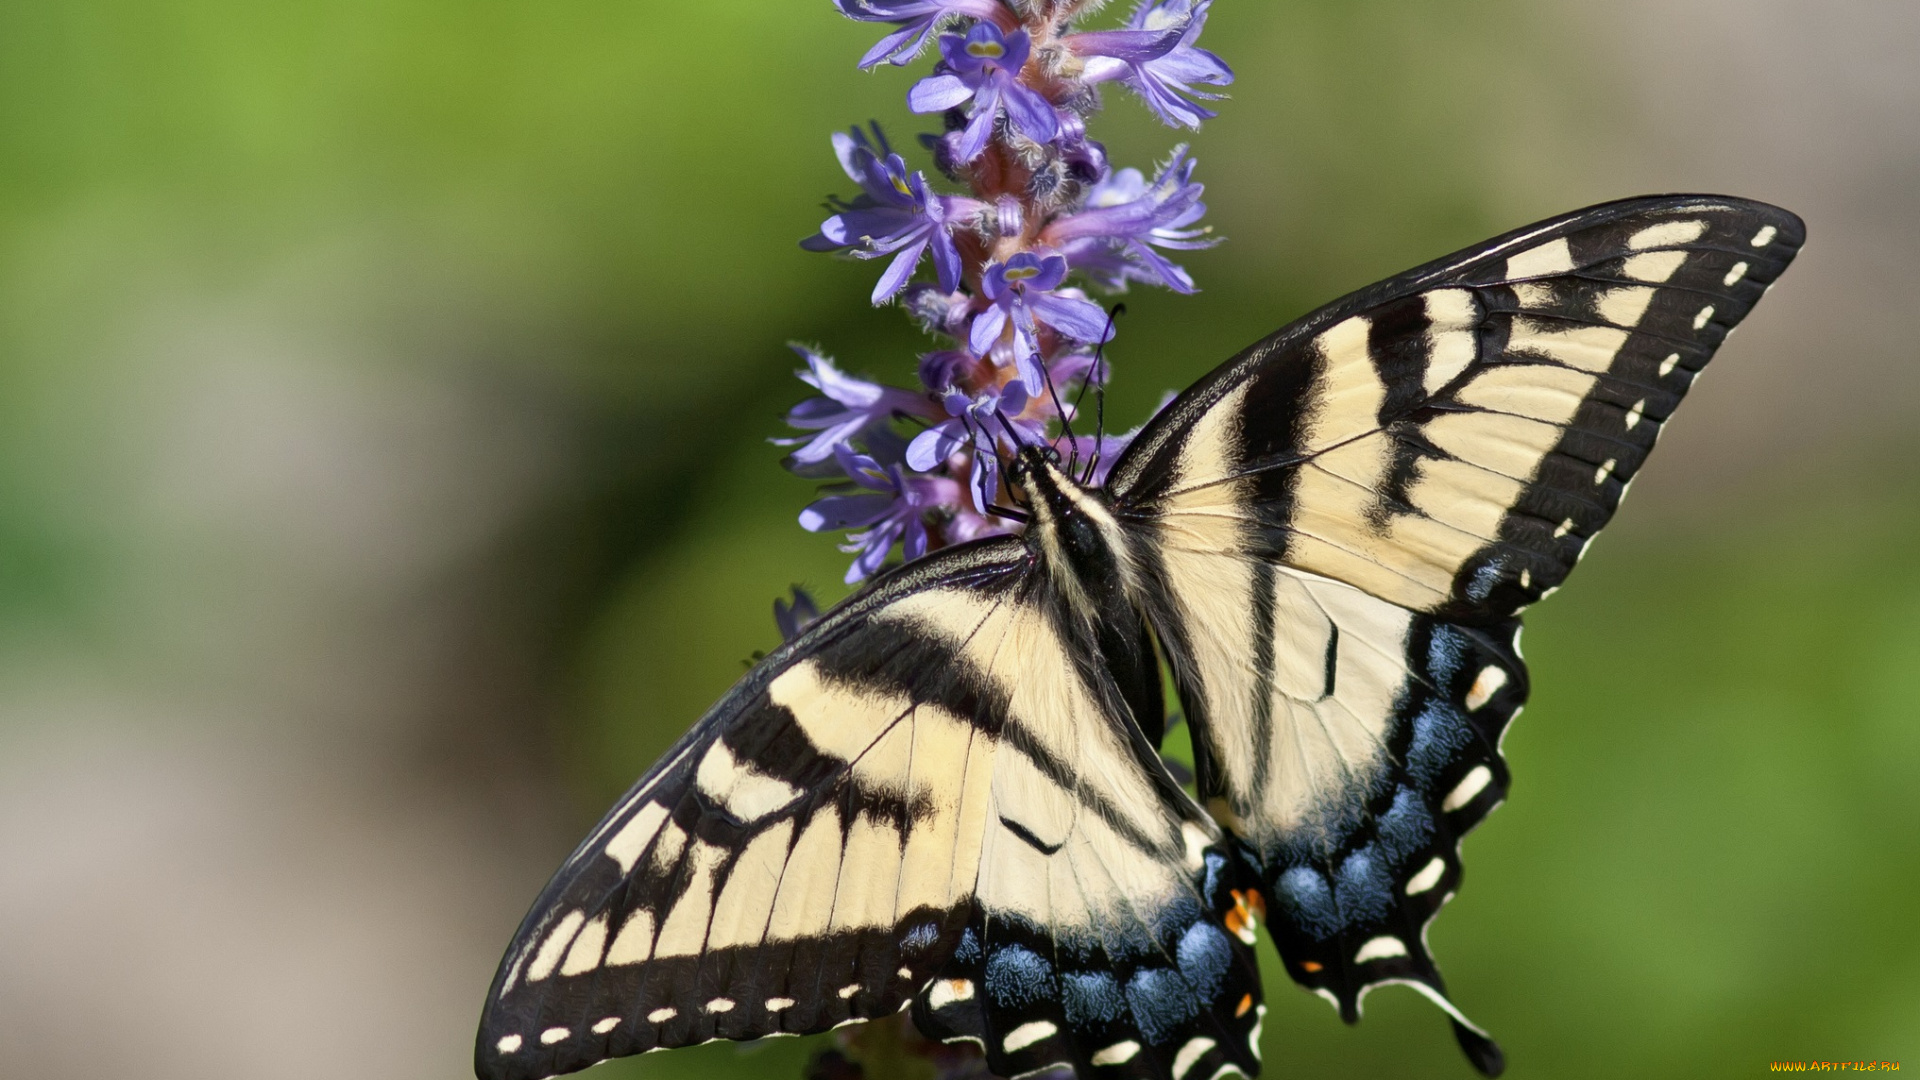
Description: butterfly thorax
1011,445,1139,620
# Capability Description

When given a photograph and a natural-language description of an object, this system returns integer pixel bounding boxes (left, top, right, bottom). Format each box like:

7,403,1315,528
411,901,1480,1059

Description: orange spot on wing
1302,961,1324,973
1235,993,1253,1018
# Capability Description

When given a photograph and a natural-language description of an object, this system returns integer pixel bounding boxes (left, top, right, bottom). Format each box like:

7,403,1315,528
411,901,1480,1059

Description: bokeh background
1,0,1916,1077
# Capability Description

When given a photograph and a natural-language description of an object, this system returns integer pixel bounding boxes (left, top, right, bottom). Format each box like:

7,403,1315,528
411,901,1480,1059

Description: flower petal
969,305,1008,355
1030,292,1117,343
1065,25,1185,63
908,73,975,113
1000,81,1061,144
952,82,1000,162
800,493,895,532
906,420,971,471
871,235,931,303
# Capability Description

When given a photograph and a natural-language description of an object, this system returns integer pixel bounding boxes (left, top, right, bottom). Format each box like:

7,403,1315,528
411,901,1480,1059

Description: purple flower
777,345,933,468
1043,146,1215,293
804,126,984,303
1069,0,1233,129
969,252,1115,392
908,24,1060,163
906,381,1044,513
832,0,1009,70
916,347,976,392
800,446,937,583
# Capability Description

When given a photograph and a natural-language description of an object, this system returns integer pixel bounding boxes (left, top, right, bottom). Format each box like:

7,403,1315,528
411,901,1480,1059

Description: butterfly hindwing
1104,196,1803,1070
478,538,1263,1080
882,576,1263,1079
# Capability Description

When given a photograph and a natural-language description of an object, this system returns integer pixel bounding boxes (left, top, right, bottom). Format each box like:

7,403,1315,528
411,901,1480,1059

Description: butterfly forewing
1106,196,1803,1071
477,542,1025,1080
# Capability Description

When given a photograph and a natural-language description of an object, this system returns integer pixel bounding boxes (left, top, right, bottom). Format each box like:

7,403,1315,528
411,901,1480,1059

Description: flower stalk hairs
786,0,1232,584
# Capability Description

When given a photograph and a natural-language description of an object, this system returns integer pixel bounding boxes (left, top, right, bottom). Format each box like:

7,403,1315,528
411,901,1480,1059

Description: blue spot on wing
1202,850,1228,909
954,926,982,964
1125,967,1200,1045
900,921,941,954
1466,559,1504,603
1062,971,1127,1027
1427,624,1471,685
1409,701,1475,786
1176,922,1231,1001
1278,866,1341,939
1334,844,1394,925
1377,785,1435,863
985,944,1054,1009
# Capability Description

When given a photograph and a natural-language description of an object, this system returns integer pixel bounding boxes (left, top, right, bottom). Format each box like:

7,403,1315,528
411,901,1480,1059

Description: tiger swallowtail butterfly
476,195,1803,1080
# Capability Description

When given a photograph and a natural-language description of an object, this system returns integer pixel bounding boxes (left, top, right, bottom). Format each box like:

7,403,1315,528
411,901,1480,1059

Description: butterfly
476,195,1802,1080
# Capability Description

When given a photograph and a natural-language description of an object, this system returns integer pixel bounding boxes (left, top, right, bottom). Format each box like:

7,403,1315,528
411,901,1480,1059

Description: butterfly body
478,196,1802,1080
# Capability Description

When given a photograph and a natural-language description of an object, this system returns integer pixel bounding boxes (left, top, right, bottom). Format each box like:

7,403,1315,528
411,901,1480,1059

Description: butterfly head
1009,443,1137,610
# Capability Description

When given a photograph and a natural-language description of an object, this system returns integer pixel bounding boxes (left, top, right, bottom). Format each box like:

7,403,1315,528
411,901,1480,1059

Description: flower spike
789,0,1228,582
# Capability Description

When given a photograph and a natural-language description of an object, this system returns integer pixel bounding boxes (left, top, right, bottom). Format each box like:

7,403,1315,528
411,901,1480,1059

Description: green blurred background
1,1,1915,1077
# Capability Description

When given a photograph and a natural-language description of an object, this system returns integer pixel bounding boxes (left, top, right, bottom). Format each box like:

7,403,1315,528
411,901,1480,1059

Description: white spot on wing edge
1250,1004,1267,1061
1406,856,1447,896
495,1034,523,1054
1443,765,1494,812
1659,352,1681,378
540,1027,571,1046
766,997,796,1011
1553,518,1575,539
1693,305,1716,330
1355,936,1410,964
705,998,736,1014
1724,261,1750,287
592,1017,621,1034
1003,1020,1058,1053
1625,399,1646,430
838,983,862,1000
1092,1041,1141,1066
1173,1036,1217,1080
1464,666,1508,712
647,1007,677,1024
1751,225,1778,248
1594,458,1617,486
928,978,974,1009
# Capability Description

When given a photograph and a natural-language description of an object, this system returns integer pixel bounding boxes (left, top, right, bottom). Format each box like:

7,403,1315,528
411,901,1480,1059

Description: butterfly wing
477,537,1264,1080
1105,196,1804,1071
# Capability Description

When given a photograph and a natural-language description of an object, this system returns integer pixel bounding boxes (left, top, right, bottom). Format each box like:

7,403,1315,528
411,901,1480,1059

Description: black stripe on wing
475,540,1028,1080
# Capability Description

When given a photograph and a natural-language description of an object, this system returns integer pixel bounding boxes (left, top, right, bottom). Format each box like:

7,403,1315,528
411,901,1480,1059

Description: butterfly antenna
1081,303,1125,485
1039,356,1078,478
